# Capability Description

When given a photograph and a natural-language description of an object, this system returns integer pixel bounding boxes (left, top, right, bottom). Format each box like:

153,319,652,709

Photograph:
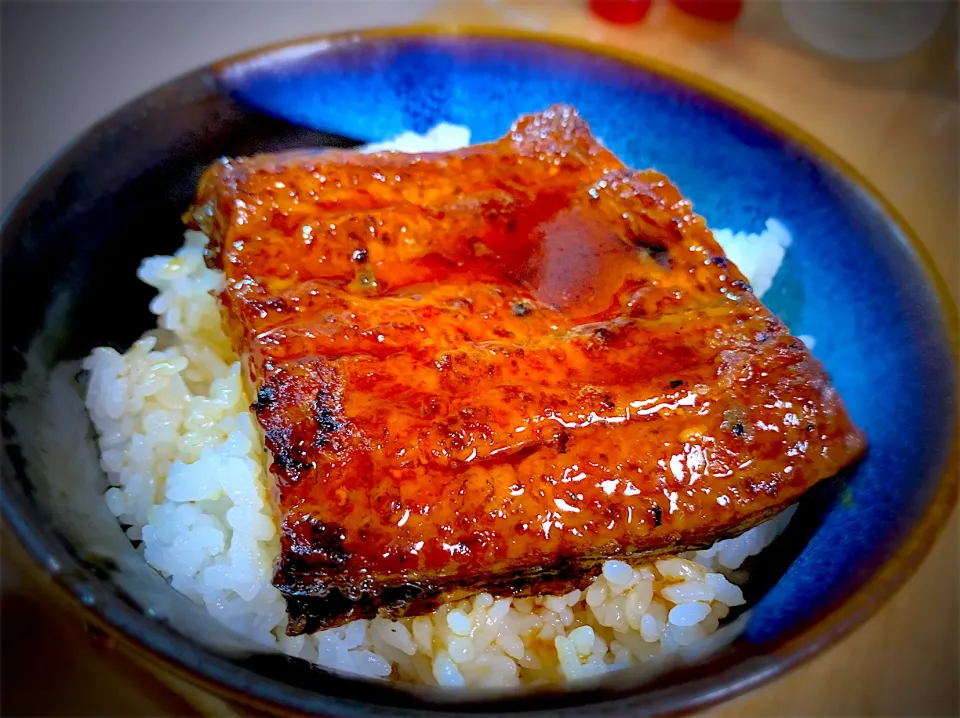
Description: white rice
82,127,799,687
712,219,791,300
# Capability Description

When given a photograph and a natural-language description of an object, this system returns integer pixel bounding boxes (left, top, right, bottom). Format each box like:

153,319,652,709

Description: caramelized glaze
190,105,866,634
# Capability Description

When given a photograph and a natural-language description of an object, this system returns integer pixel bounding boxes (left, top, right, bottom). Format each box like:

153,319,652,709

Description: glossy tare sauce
190,105,866,634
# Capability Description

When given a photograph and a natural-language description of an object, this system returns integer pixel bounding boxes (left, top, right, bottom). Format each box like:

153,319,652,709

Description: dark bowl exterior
1,27,956,717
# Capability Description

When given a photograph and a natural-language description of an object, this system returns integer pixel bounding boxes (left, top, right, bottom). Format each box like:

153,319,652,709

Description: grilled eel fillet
189,104,866,635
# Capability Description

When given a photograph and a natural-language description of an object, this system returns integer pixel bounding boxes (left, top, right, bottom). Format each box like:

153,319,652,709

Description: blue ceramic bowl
1,27,956,716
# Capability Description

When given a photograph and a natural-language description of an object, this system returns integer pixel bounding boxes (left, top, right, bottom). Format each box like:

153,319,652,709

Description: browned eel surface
189,105,866,634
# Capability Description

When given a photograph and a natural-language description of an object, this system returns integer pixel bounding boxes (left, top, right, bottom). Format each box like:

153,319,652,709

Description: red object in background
589,0,654,25
670,0,743,22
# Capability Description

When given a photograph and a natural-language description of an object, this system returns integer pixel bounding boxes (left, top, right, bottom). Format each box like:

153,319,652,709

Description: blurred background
1,1,957,716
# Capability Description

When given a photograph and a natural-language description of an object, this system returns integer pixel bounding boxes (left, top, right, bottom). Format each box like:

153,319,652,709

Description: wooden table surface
2,1,957,716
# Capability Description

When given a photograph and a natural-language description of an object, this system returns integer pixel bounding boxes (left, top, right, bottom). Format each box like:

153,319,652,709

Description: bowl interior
1,29,956,716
